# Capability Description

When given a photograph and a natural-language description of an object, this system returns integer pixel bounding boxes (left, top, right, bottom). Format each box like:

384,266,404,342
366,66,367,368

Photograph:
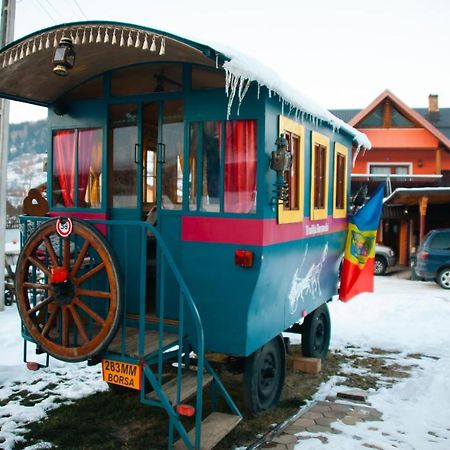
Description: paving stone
310,404,332,413
272,434,298,445
315,417,336,427
329,403,353,413
284,425,307,434
323,410,347,419
342,415,359,425
305,425,332,433
302,411,323,420
337,389,368,402
291,418,315,427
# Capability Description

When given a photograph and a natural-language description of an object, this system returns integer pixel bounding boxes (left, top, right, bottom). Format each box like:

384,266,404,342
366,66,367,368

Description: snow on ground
1,273,450,449
294,276,450,449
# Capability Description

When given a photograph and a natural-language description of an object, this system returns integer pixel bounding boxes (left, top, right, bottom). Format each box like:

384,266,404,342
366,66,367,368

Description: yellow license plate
102,359,142,390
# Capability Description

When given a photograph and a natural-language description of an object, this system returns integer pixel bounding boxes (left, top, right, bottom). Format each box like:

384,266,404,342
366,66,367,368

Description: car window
430,232,450,250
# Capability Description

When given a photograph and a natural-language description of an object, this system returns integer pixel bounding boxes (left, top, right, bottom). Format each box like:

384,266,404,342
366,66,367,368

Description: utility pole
0,0,16,311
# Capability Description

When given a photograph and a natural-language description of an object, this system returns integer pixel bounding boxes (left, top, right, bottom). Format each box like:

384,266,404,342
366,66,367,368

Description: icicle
74,30,80,45
96,28,102,43
150,35,156,52
38,36,43,51
45,34,50,48
281,100,284,116
13,49,18,62
25,42,31,56
225,71,240,119
19,45,24,59
120,30,125,47
215,53,218,69
127,31,133,47
2,54,6,68
53,33,58,47
89,28,94,43
135,32,141,48
104,28,110,43
142,34,149,50
236,77,251,115
32,40,37,53
159,37,165,55
256,83,260,99
112,29,117,45
8,52,13,65
70,30,75,42
81,28,87,44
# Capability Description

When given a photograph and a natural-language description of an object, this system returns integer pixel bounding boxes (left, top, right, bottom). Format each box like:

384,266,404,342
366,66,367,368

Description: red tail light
418,251,429,260
235,250,254,268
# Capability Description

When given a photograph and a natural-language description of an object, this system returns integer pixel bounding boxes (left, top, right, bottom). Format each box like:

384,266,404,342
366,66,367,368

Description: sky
5,0,450,123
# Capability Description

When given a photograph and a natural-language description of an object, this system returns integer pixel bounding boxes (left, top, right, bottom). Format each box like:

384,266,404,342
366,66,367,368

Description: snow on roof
217,46,371,150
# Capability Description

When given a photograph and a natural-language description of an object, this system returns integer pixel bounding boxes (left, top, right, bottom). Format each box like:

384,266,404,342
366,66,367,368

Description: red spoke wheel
16,218,122,362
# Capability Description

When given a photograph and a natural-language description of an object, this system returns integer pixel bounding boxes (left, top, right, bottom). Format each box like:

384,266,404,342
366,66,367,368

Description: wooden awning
384,188,450,206
0,21,220,106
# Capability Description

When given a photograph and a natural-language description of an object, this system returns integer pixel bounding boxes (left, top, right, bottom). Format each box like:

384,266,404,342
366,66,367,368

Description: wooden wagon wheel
16,218,122,362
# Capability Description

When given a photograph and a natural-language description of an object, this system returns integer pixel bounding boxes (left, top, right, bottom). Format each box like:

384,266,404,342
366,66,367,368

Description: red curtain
53,130,76,207
224,120,257,213
77,129,95,206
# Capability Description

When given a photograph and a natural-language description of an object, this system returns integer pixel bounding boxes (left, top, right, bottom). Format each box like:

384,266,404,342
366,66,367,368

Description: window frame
277,116,305,224
332,143,348,219
310,131,330,221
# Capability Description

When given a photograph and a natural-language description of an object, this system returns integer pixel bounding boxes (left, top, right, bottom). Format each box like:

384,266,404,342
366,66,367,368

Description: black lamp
53,36,76,76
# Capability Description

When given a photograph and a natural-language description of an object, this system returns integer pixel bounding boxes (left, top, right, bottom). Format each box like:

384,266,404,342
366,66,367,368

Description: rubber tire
243,335,286,414
374,256,387,275
436,267,450,289
301,303,331,359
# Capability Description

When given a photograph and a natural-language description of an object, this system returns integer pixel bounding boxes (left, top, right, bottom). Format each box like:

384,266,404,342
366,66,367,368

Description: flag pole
0,0,16,311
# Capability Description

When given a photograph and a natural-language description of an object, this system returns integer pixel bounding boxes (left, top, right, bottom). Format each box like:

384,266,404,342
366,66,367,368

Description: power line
33,0,57,23
72,0,88,20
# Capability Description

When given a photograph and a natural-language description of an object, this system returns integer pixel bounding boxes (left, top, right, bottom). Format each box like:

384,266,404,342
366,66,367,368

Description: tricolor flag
339,184,384,302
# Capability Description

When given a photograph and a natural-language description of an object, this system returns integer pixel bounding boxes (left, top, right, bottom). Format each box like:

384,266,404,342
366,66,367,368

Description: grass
13,346,415,449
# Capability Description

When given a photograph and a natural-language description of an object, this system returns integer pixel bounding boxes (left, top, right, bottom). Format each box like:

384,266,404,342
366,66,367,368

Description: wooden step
146,371,213,405
174,412,242,450
107,327,178,357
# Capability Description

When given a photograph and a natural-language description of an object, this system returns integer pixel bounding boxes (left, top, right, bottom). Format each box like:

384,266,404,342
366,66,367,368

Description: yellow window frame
333,143,348,219
277,115,305,224
310,131,330,221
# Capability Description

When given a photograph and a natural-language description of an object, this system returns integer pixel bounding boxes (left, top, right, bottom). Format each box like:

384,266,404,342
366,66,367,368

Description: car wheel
374,256,387,275
436,268,450,289
301,303,331,359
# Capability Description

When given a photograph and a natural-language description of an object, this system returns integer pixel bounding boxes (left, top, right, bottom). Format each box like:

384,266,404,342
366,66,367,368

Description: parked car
374,244,397,275
414,228,450,289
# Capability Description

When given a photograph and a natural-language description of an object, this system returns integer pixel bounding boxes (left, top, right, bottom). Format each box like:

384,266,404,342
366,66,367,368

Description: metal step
146,370,213,405
174,412,242,450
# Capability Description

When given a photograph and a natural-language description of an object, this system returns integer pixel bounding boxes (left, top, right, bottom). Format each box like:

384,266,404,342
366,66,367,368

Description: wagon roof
0,21,370,149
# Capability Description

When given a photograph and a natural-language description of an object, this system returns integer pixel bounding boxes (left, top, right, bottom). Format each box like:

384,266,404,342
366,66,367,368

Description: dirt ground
11,342,417,450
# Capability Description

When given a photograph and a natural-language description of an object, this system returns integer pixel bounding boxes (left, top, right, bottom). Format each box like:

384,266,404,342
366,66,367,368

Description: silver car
375,244,397,275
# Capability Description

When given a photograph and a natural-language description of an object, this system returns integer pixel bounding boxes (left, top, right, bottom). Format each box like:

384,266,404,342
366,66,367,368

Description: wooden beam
419,196,428,243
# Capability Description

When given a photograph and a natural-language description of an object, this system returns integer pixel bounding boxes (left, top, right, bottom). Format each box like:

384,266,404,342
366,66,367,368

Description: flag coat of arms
339,184,384,302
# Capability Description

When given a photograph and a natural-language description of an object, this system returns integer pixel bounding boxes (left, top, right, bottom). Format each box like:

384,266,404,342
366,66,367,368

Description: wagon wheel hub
15,218,122,362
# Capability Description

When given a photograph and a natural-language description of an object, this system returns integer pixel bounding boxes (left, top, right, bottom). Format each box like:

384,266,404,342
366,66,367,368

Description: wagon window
192,66,225,90
333,143,348,219
52,128,103,208
162,99,184,210
277,116,304,224
111,63,183,97
310,132,329,221
188,119,257,214
224,120,257,213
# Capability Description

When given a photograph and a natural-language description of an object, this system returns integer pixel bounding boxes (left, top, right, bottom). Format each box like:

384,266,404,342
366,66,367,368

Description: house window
189,119,257,214
310,132,329,221
277,116,305,224
52,128,103,208
333,143,348,218
369,164,410,175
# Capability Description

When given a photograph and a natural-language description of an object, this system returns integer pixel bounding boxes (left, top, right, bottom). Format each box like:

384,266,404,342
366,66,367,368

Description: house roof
331,90,450,150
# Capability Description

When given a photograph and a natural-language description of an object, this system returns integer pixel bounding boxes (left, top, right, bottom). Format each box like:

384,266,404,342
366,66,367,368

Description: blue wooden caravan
0,21,369,449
